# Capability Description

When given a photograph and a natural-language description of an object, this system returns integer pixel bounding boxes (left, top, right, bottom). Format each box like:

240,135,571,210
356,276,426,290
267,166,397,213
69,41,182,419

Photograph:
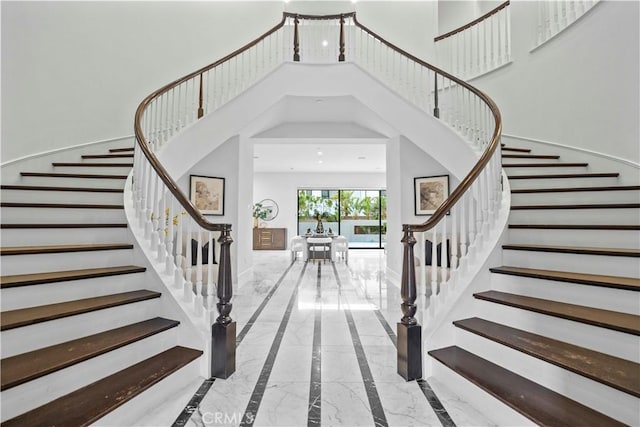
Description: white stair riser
1,190,124,204
0,207,126,223
429,357,536,427
96,358,202,427
18,176,128,188
474,299,639,362
507,177,620,189
0,227,131,246
51,166,132,175
508,208,640,224
507,228,640,249
511,191,640,205
1,249,135,275
0,272,147,311
77,157,134,164
0,298,161,358
505,166,588,175
501,157,562,163
455,329,639,426
501,250,640,278
0,328,179,423
490,274,640,315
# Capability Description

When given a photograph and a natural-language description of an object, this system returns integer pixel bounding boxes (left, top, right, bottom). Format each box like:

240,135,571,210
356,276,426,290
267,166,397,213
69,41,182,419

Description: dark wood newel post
293,15,300,62
211,225,235,379
433,73,440,119
198,73,204,119
338,14,345,62
398,227,422,381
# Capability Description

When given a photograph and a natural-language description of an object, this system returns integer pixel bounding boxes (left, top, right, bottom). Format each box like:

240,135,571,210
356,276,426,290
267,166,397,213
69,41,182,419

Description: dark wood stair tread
20,172,128,179
501,244,640,258
1,317,179,390
507,172,619,180
490,265,640,291
0,290,161,331
428,346,625,426
1,265,146,289
453,317,640,397
473,290,640,335
502,154,560,159
503,162,588,167
52,162,133,167
81,154,134,159
1,185,123,193
109,147,134,153
2,346,201,427
1,223,128,229
1,243,133,256
509,224,640,230
511,203,640,210
511,185,640,194
501,146,532,152
1,202,124,209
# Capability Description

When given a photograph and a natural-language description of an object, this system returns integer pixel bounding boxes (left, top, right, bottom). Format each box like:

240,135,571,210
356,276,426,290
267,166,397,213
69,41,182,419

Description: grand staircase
0,145,202,425
429,143,640,426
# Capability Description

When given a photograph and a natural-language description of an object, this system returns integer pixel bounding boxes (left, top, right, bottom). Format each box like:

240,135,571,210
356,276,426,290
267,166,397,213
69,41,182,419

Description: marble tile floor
135,250,496,427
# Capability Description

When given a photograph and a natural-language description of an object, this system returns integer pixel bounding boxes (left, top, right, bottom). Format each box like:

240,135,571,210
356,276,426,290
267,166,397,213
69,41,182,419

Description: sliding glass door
297,189,387,249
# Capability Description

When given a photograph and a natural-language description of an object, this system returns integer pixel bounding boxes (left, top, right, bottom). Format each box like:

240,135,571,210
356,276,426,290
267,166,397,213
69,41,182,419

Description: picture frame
414,175,449,216
190,175,225,216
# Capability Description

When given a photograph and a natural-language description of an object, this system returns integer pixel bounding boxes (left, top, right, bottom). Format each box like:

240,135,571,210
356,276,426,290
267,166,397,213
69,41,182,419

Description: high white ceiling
247,95,396,173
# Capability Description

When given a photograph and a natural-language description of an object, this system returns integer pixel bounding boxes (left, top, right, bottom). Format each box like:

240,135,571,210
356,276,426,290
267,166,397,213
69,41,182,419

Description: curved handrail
283,11,355,20
133,15,287,232
352,16,503,234
435,0,510,42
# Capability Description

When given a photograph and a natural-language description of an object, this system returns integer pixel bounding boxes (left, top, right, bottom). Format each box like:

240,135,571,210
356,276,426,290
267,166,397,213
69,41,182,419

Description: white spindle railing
434,1,511,81
536,0,600,48
133,11,503,380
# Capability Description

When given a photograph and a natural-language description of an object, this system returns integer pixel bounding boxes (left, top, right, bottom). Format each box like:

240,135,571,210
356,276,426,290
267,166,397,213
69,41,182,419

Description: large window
297,189,387,249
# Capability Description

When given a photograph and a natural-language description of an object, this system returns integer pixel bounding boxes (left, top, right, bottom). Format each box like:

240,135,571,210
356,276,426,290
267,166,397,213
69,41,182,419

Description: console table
253,228,287,250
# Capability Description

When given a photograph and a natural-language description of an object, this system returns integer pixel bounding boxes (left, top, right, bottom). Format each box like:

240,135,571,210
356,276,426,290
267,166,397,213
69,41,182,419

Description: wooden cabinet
253,228,287,250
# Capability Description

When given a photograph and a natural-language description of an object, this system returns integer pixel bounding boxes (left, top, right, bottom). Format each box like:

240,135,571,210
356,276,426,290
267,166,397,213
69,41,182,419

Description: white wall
470,1,640,164
1,0,438,163
1,1,284,162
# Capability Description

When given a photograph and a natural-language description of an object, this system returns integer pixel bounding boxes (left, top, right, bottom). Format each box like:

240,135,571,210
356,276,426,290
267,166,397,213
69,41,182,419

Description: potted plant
252,202,268,228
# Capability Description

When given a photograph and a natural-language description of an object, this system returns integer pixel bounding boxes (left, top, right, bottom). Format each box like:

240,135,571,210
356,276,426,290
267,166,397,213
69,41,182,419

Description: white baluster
157,189,167,263
150,175,160,252
174,207,184,289
195,229,203,292
430,226,438,298
165,196,175,276
183,219,193,303
440,216,448,288
459,191,468,272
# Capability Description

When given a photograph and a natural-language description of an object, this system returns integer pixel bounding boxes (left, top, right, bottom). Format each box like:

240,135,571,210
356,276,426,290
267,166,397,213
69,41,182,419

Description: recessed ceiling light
322,40,329,47
317,151,323,156
317,159,323,164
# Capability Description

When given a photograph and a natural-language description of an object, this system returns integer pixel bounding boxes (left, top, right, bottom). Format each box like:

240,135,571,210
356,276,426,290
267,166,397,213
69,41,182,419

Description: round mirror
259,198,279,221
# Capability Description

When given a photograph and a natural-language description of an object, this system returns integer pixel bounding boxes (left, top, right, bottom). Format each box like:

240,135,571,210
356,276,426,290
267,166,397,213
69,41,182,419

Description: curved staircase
429,144,640,426
0,146,202,425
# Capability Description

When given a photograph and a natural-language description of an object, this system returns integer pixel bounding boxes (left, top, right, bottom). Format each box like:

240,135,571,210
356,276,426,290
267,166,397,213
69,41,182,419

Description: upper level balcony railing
132,11,503,380
434,1,511,80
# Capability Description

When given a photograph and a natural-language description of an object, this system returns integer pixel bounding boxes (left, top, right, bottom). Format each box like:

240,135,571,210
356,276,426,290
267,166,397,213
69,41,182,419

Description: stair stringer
418,171,511,377
123,174,213,378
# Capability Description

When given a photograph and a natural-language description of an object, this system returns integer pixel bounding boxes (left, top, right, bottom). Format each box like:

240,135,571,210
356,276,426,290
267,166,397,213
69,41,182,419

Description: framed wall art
414,175,449,216
190,175,225,215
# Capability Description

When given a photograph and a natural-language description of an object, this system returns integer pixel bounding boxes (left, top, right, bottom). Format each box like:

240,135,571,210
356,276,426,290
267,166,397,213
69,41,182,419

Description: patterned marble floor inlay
153,250,492,427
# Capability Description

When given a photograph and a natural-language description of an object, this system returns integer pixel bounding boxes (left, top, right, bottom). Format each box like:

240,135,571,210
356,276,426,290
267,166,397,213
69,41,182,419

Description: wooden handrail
351,16,503,234
133,16,287,232
283,12,356,20
434,1,510,42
